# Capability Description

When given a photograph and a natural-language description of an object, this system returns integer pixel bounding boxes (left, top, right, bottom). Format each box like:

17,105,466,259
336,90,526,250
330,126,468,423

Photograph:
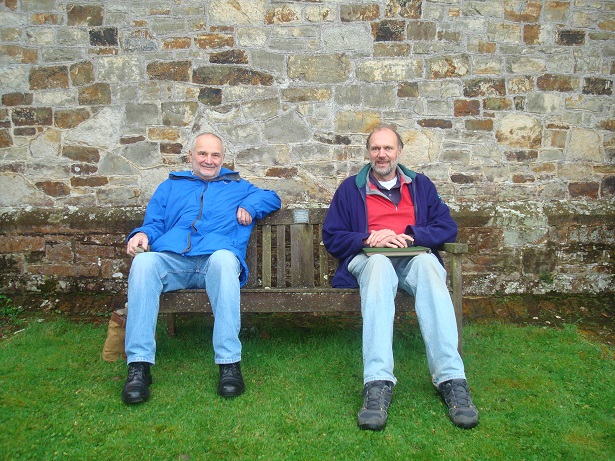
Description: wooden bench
159,208,468,350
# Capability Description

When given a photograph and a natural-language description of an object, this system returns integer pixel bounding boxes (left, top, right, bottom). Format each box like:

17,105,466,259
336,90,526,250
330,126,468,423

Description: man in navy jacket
323,125,478,430
122,132,281,404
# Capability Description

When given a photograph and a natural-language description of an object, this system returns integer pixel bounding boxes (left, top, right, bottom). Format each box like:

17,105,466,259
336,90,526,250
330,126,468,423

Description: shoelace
445,381,472,407
127,364,146,380
363,383,390,410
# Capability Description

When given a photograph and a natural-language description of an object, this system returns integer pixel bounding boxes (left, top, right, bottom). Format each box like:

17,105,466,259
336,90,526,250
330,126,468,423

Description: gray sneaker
357,380,393,431
438,379,479,429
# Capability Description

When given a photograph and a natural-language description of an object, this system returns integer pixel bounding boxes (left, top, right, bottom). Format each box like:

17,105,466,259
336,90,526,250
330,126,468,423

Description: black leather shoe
121,362,152,404
217,362,245,397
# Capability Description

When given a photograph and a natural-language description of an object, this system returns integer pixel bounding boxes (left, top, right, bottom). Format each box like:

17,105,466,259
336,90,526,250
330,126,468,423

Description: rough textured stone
194,34,234,49
147,61,191,82
29,66,69,90
67,5,103,26
12,107,53,126
69,61,95,86
496,114,542,148
288,55,351,83
162,102,199,127
54,109,91,129
89,28,118,47
356,58,421,81
78,83,112,105
2,92,33,106
428,55,470,79
193,66,274,86
385,0,422,19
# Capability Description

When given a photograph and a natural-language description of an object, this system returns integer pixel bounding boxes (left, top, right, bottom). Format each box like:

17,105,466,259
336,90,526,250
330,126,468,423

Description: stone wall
0,0,613,305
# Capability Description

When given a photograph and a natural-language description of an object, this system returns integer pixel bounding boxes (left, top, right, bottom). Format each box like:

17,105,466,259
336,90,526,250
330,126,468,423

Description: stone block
69,61,95,86
0,45,38,64
162,37,191,50
496,113,542,149
209,0,266,25
428,55,470,79
465,119,493,131
371,20,405,41
54,109,91,129
78,83,112,105
418,119,452,129
463,77,506,97
537,74,578,92
385,0,422,19
71,176,109,187
195,34,234,49
335,111,381,133
29,66,69,90
1,92,33,106
288,54,351,83
67,4,103,26
556,29,585,46
35,181,70,197
89,28,118,47
504,0,542,22
147,61,191,82
62,145,99,163
122,30,158,52
12,107,53,126
582,78,613,95
198,88,222,106
407,21,437,40
0,129,13,147
193,66,274,85
340,4,379,22
454,99,480,116
569,182,599,199
265,5,300,24
209,50,248,64
162,101,198,127
356,58,421,81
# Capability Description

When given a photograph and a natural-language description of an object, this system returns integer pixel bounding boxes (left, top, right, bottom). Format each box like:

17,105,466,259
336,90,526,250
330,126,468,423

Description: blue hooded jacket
322,163,458,288
128,168,281,286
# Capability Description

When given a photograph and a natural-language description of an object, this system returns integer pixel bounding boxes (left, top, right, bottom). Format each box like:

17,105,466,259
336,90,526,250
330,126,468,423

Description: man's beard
372,160,397,178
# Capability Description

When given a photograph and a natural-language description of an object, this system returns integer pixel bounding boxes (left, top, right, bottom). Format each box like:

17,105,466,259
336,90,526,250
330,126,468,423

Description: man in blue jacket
322,125,478,430
122,132,281,404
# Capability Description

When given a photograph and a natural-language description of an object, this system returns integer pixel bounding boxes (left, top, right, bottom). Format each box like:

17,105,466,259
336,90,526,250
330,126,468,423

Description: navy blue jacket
128,168,281,286
322,163,458,288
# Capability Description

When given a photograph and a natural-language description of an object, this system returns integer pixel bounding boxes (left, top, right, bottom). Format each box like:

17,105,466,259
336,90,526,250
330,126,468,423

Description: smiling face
367,127,402,182
189,134,224,180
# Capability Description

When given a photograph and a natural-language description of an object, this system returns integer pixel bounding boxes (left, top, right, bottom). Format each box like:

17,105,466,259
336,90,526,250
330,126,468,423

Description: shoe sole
358,422,386,431
217,388,245,398
121,389,150,404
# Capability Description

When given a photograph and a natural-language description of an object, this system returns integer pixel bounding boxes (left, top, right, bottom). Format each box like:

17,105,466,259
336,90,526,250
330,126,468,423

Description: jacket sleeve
322,179,369,261
238,181,282,220
407,176,458,248
126,180,170,243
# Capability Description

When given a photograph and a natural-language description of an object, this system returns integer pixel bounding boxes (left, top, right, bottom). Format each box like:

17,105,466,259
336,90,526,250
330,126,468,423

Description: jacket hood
355,163,417,188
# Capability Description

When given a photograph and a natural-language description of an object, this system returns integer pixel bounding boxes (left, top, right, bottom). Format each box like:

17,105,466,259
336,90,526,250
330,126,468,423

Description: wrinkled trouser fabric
125,250,241,365
348,252,466,387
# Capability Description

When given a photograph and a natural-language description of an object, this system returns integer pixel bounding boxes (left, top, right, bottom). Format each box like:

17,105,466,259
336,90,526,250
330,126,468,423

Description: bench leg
449,253,464,356
166,313,177,337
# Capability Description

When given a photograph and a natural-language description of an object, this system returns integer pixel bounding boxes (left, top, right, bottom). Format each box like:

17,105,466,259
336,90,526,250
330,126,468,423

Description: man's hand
236,207,253,226
127,232,149,256
366,229,414,248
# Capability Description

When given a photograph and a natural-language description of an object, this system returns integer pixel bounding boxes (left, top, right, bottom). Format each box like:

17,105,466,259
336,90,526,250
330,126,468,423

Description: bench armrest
440,242,468,254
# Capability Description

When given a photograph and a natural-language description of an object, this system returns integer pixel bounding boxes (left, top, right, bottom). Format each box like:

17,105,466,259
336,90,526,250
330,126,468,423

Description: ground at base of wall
1,293,613,347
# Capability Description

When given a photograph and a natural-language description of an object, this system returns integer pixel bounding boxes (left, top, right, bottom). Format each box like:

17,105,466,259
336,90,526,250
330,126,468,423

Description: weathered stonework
0,0,613,305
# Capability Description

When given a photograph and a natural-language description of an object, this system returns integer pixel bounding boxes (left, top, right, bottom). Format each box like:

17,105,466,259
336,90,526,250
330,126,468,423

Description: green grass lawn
1,316,613,461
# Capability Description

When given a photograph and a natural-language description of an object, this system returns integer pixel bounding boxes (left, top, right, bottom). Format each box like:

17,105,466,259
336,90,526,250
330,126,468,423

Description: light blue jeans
125,250,242,366
348,252,466,387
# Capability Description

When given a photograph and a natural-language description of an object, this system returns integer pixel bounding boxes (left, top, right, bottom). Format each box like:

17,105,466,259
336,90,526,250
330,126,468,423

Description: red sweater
366,176,415,234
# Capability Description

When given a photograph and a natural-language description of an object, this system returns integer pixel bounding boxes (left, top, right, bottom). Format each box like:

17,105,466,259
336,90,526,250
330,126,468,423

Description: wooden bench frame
159,208,468,351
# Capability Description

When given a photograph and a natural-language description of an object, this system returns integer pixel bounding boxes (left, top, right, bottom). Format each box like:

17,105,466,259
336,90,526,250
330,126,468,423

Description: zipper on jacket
182,182,208,253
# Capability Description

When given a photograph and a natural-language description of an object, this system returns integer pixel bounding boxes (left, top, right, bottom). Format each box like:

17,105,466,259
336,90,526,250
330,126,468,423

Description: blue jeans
348,252,466,387
125,250,242,366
